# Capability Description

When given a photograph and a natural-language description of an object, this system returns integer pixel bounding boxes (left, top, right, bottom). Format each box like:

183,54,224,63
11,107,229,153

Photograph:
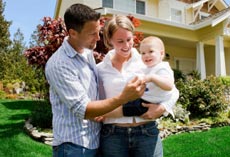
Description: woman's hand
140,103,166,119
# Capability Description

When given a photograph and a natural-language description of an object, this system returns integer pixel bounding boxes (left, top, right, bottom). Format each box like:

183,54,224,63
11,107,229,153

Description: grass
0,99,229,157
163,126,230,157
0,99,51,157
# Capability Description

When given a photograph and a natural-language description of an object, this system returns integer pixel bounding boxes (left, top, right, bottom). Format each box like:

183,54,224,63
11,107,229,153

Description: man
45,3,146,157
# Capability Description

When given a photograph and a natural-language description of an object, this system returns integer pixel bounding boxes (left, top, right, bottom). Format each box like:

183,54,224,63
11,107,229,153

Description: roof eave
95,8,196,30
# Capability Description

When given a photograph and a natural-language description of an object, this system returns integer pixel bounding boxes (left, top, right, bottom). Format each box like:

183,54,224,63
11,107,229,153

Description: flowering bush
24,17,68,68
24,15,143,67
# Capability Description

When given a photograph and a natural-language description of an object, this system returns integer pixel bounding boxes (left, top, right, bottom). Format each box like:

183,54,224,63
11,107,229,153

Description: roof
190,7,230,26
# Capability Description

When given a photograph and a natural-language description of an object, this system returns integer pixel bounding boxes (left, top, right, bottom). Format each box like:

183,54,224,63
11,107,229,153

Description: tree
0,0,12,79
0,0,11,52
1,28,46,94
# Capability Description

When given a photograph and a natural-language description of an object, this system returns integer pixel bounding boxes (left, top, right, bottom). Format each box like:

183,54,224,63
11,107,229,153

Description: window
103,0,145,14
171,8,182,23
115,0,135,13
136,0,145,15
175,58,195,74
103,0,113,8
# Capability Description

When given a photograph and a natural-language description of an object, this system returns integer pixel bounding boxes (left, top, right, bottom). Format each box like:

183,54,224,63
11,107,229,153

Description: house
54,0,230,79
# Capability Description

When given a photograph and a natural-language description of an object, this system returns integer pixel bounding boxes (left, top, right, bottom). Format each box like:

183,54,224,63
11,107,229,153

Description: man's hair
64,3,101,33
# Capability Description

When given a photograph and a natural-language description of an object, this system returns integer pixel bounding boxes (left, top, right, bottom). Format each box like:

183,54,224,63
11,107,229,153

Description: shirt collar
103,48,141,65
62,36,91,59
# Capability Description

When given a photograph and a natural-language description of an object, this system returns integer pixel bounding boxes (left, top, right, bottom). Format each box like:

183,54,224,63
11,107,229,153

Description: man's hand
119,76,146,103
141,103,166,119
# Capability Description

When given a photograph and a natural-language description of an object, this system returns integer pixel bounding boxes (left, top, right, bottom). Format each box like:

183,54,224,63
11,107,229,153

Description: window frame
170,8,182,23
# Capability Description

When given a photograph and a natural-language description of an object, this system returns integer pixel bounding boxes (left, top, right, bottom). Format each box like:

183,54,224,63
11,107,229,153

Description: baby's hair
140,36,165,57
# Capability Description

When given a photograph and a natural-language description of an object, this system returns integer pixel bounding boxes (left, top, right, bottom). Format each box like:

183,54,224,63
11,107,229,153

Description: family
45,3,179,157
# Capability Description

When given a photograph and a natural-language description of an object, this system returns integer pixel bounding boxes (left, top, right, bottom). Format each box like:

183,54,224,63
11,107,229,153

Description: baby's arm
144,74,174,91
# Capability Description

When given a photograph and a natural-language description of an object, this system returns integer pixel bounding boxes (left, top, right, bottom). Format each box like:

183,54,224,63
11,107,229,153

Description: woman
97,15,179,157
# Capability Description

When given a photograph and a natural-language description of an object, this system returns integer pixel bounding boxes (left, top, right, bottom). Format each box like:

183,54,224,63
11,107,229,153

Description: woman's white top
97,48,179,124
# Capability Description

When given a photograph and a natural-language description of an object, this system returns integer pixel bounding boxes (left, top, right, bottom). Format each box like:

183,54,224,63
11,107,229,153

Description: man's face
77,20,101,50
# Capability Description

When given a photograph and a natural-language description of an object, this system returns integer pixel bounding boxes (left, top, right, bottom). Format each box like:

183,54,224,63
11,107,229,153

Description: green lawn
0,100,51,157
0,99,229,157
163,126,230,157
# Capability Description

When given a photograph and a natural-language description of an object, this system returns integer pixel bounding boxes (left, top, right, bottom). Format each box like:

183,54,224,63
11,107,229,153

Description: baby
122,36,177,116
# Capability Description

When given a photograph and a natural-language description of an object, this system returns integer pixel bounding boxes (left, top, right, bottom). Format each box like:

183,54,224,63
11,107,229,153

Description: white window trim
199,12,210,20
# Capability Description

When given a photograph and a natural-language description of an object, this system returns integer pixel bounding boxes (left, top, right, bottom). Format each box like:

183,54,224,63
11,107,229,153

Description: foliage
0,0,12,78
173,68,186,82
187,70,201,80
0,90,6,99
176,75,227,118
30,100,52,129
24,17,68,68
0,29,47,94
172,103,190,123
219,76,230,86
0,0,11,53
24,15,143,67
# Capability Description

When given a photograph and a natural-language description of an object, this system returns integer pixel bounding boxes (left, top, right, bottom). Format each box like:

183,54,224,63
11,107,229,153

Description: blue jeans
53,142,98,157
99,121,163,157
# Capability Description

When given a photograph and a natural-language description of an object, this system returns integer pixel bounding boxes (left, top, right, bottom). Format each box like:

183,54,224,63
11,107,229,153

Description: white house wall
146,0,158,17
158,0,187,24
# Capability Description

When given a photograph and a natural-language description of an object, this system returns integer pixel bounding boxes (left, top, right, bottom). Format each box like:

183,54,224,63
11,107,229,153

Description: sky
2,0,230,46
3,0,56,46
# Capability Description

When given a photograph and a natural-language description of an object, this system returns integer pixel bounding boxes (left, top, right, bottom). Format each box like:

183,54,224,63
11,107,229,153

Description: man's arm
85,76,146,119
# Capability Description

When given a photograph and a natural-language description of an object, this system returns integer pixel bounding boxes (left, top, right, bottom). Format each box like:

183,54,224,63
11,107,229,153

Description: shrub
173,68,186,82
30,100,52,129
176,75,227,118
0,90,6,99
173,103,190,123
219,76,230,86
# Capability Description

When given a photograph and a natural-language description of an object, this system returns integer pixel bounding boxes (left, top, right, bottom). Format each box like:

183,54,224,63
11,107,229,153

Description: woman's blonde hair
103,15,135,49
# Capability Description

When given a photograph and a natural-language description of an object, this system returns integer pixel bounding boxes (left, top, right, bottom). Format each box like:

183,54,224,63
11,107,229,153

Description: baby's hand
138,74,146,83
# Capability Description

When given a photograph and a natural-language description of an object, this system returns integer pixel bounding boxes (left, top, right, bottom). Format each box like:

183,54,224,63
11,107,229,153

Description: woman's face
110,27,134,58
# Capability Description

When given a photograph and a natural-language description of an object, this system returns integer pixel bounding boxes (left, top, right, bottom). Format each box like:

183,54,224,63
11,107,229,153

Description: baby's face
139,40,164,67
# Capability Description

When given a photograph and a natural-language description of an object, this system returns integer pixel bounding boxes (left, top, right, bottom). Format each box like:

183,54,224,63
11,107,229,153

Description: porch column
215,36,226,76
196,42,206,80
